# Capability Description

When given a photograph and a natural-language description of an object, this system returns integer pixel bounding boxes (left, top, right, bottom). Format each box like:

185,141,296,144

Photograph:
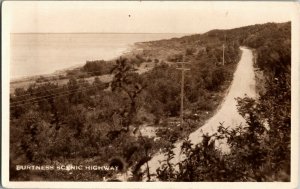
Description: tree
156,71,290,181
110,57,146,132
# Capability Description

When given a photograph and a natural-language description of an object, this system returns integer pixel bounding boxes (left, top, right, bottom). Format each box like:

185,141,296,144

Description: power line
10,70,115,88
10,83,106,107
10,85,104,108
11,77,108,98
11,82,105,105
11,91,71,108
12,85,67,98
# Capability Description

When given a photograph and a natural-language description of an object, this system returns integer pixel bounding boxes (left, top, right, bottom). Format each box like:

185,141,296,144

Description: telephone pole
222,44,225,66
176,61,190,127
223,33,227,66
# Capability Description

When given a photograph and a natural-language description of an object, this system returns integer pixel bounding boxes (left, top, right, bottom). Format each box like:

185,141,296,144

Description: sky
3,1,297,34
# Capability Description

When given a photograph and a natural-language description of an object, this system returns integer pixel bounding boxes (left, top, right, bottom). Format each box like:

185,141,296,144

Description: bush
83,60,114,75
185,47,196,56
167,53,183,62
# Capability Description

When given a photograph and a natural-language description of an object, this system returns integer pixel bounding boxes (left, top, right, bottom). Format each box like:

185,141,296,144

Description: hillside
9,22,291,181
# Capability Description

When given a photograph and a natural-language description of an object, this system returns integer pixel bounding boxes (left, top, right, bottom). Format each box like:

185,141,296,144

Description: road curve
145,47,256,180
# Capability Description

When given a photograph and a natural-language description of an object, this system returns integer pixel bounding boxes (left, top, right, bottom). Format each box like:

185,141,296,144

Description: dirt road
145,47,257,179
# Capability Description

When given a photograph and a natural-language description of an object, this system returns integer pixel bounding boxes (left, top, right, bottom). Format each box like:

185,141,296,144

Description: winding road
145,47,257,180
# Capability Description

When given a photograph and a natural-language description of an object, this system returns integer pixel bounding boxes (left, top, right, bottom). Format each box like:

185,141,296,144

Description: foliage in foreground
9,22,290,181
157,73,290,181
156,22,291,182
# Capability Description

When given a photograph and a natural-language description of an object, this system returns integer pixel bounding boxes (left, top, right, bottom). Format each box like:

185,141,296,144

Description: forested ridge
10,22,291,181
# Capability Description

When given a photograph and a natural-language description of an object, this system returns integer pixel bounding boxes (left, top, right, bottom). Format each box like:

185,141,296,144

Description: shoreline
10,37,158,83
9,41,155,94
10,45,133,83
10,33,187,83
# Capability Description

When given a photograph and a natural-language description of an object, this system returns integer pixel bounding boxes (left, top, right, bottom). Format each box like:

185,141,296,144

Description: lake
10,33,187,80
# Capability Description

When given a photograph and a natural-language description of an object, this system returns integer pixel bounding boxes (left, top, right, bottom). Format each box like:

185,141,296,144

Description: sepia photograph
1,1,299,188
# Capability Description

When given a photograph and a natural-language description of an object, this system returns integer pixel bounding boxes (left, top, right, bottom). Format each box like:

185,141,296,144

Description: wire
10,62,153,106
12,84,67,98
10,85,105,108
10,70,114,88
10,83,107,107
11,74,113,98
11,82,106,105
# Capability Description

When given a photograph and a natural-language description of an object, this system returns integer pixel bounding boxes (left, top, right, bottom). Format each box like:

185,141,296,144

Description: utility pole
176,61,190,127
222,33,227,66
222,44,225,66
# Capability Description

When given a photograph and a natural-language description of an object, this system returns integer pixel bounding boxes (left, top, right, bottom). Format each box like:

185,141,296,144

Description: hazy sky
4,1,297,34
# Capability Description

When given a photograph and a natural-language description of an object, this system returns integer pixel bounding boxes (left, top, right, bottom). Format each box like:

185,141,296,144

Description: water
10,33,186,80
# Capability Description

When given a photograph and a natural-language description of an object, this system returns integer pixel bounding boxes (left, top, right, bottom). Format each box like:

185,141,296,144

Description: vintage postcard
1,1,299,188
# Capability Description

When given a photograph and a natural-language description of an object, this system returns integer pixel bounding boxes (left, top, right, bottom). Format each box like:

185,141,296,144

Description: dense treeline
9,22,290,181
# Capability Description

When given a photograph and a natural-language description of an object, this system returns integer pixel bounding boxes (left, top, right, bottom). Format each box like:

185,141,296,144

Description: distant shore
9,41,156,94
10,33,187,81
